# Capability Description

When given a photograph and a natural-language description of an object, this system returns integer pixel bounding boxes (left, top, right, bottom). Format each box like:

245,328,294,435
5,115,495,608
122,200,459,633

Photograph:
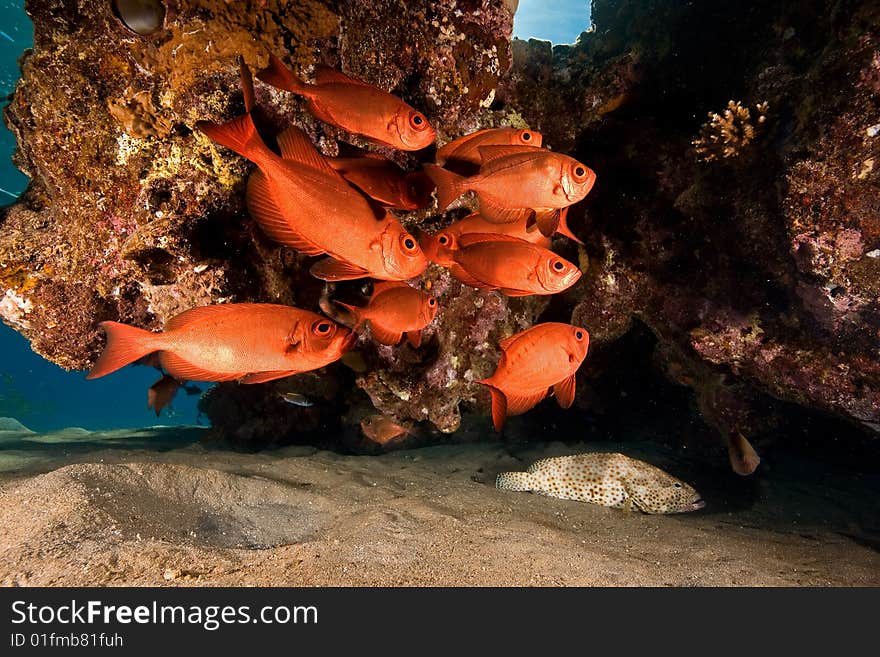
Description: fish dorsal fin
164,305,237,331
436,128,494,161
239,370,300,385
275,126,343,179
158,351,241,383
498,333,520,352
553,373,577,409
246,171,326,256
505,388,549,415
477,144,544,164
457,232,531,249
310,257,371,281
477,196,535,225
371,280,409,300
449,263,496,291
368,321,403,345
314,64,372,87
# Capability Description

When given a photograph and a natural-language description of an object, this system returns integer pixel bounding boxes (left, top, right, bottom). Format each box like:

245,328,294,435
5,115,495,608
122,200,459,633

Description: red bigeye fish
422,212,552,265
435,127,543,168
256,54,436,151
479,323,590,431
86,304,354,384
422,232,581,296
336,281,438,347
197,115,427,282
328,154,434,210
424,145,596,237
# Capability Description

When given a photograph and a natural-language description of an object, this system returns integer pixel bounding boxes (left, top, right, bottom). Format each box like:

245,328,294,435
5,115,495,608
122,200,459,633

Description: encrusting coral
692,100,769,162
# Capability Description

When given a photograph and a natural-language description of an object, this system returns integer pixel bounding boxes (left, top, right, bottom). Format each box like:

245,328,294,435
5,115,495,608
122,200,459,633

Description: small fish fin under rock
476,144,544,164
478,382,508,432
533,208,562,238
406,331,422,348
727,432,761,476
456,232,529,248
310,257,371,281
505,389,549,415
448,263,496,291
256,54,313,96
553,374,577,409
423,164,467,210
370,280,409,300
158,353,241,383
239,370,301,385
496,470,537,492
313,64,372,87
554,207,583,244
368,321,403,345
247,171,326,255
147,374,183,417
86,321,160,379
275,126,344,181
477,196,534,225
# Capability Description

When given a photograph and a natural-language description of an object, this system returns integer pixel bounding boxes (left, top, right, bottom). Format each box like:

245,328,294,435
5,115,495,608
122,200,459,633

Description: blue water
513,0,591,44
0,1,590,432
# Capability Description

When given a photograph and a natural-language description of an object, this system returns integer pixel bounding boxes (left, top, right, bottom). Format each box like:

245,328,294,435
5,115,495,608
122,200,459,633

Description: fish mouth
687,498,707,512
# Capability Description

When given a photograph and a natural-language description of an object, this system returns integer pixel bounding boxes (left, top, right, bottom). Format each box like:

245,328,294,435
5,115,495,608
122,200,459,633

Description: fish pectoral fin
314,64,372,87
555,207,584,244
239,370,301,385
158,353,241,383
553,374,577,409
534,208,562,238
477,196,534,225
275,126,345,181
449,263,496,291
405,331,422,348
479,382,508,432
247,172,326,255
368,321,403,345
310,258,370,281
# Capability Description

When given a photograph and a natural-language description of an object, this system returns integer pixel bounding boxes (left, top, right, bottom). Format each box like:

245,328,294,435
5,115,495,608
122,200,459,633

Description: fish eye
522,131,532,141
553,260,565,271
401,234,418,252
575,330,584,340
673,482,682,488
438,235,449,245
574,166,586,178
409,112,427,130
428,298,436,306
312,320,334,336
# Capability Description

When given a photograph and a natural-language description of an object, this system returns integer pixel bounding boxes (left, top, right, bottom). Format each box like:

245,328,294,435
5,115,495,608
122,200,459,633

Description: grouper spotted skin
496,453,706,514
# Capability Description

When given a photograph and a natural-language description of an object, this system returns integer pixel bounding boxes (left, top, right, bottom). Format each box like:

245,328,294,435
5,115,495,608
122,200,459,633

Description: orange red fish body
87,304,353,384
435,127,543,168
421,212,552,266
479,322,590,431
257,55,435,151
424,145,596,237
424,233,581,296
361,414,413,446
328,154,434,210
197,117,427,281
337,281,438,347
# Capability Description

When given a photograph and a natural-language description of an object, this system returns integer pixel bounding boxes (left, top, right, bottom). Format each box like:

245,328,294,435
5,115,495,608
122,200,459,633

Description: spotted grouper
496,453,706,514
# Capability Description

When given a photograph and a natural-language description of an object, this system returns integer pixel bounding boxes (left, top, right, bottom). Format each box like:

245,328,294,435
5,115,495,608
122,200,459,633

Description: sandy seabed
0,427,877,586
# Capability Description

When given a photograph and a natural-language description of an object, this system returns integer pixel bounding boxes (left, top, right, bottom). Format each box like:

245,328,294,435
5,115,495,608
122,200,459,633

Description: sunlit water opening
512,0,591,44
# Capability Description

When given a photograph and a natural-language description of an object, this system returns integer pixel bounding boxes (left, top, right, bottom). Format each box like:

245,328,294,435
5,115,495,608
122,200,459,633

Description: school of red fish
88,54,598,440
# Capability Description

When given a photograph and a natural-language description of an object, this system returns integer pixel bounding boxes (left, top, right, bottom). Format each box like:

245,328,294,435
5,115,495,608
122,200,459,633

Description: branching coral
693,100,768,162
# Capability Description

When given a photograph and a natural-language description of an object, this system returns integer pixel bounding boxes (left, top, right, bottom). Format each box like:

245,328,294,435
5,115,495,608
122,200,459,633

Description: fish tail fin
478,380,508,432
196,112,274,167
86,321,159,380
496,471,537,492
256,54,313,97
424,164,466,210
334,301,364,329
